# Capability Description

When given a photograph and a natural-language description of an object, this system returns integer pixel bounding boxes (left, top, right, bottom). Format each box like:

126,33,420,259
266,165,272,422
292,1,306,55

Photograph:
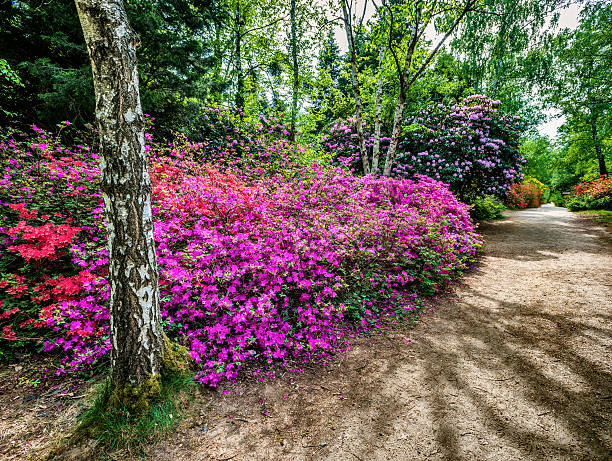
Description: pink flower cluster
0,122,481,386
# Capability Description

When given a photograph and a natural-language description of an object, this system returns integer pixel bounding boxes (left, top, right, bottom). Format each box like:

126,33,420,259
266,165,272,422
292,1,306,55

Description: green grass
576,209,612,227
47,373,197,459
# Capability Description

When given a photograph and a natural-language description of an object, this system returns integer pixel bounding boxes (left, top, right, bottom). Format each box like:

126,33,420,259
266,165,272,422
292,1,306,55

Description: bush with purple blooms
321,118,390,174
322,95,526,202
393,95,525,200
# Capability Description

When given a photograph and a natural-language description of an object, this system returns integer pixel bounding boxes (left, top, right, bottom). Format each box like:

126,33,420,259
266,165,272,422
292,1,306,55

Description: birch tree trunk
342,0,370,174
382,6,420,177
372,0,387,173
372,42,386,173
289,0,299,141
74,0,164,409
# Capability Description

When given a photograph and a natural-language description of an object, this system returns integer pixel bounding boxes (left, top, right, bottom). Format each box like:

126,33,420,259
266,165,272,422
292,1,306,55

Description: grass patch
46,372,197,460
576,209,612,228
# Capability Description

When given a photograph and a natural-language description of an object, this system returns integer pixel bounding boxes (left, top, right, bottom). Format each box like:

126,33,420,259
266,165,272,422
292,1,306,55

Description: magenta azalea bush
0,121,481,386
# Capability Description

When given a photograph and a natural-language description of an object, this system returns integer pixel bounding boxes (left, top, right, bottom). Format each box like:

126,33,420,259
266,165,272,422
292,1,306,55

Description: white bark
74,0,164,388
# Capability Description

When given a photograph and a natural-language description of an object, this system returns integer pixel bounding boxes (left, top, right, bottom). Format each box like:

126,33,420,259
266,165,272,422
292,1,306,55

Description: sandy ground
1,205,611,460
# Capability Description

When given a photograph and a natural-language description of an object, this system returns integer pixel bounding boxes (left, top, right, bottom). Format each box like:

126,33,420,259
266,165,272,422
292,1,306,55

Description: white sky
330,1,583,139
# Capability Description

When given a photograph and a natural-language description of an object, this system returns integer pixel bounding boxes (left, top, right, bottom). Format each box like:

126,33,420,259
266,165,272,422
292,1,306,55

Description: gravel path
149,205,612,461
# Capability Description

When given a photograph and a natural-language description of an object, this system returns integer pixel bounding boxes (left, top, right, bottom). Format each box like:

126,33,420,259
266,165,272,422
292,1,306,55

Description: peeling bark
74,0,164,395
290,0,299,141
342,0,370,175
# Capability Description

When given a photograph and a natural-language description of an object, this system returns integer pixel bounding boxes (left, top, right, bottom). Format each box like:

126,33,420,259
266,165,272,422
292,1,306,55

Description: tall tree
371,0,388,173
451,0,562,114
74,0,164,409
546,1,611,177
382,0,477,176
289,0,299,139
341,0,371,174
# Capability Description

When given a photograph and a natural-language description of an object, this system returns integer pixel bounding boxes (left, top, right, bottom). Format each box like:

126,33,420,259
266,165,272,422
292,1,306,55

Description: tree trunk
74,0,164,410
235,2,244,107
372,19,386,173
383,0,474,176
289,0,299,141
372,0,389,174
591,118,608,176
382,6,420,177
342,0,370,174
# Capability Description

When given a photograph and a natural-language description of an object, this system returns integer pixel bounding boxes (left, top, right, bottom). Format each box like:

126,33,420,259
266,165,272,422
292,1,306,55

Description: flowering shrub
505,181,542,209
321,119,390,174
393,95,525,199
566,175,612,211
0,122,481,386
169,107,331,180
322,96,526,201
525,177,547,203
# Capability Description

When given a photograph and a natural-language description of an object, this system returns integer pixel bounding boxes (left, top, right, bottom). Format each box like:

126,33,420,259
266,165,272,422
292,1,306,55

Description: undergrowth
46,372,197,459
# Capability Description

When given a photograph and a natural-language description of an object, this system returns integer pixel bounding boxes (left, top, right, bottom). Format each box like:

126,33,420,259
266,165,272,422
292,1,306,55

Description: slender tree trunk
372,9,387,174
371,46,385,173
342,0,370,174
382,6,420,177
235,2,244,107
74,0,164,407
591,118,608,176
289,0,299,141
383,0,474,176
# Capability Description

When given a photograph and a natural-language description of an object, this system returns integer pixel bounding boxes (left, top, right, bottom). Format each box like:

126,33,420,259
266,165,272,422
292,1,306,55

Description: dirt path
148,205,612,461
1,205,611,460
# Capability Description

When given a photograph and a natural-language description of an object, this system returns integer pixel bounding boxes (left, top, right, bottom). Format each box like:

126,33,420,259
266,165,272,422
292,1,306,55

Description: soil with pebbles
1,204,611,460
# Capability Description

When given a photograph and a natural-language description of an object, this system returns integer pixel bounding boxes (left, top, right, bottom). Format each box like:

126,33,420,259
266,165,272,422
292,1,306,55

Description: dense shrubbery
469,195,506,221
0,121,481,386
321,119,390,174
322,95,525,201
394,95,525,200
566,176,612,211
505,178,545,209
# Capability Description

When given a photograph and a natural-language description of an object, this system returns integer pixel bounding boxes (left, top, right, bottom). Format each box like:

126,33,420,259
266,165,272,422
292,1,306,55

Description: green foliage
575,209,612,227
451,0,562,124
544,1,611,177
566,194,612,212
549,191,566,207
0,58,24,118
469,195,506,221
72,373,196,456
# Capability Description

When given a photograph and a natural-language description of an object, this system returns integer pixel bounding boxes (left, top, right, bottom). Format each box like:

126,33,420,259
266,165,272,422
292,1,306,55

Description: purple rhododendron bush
323,95,526,201
0,122,481,387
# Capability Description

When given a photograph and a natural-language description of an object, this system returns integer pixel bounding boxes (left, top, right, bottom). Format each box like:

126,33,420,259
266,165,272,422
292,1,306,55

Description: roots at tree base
110,335,192,413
